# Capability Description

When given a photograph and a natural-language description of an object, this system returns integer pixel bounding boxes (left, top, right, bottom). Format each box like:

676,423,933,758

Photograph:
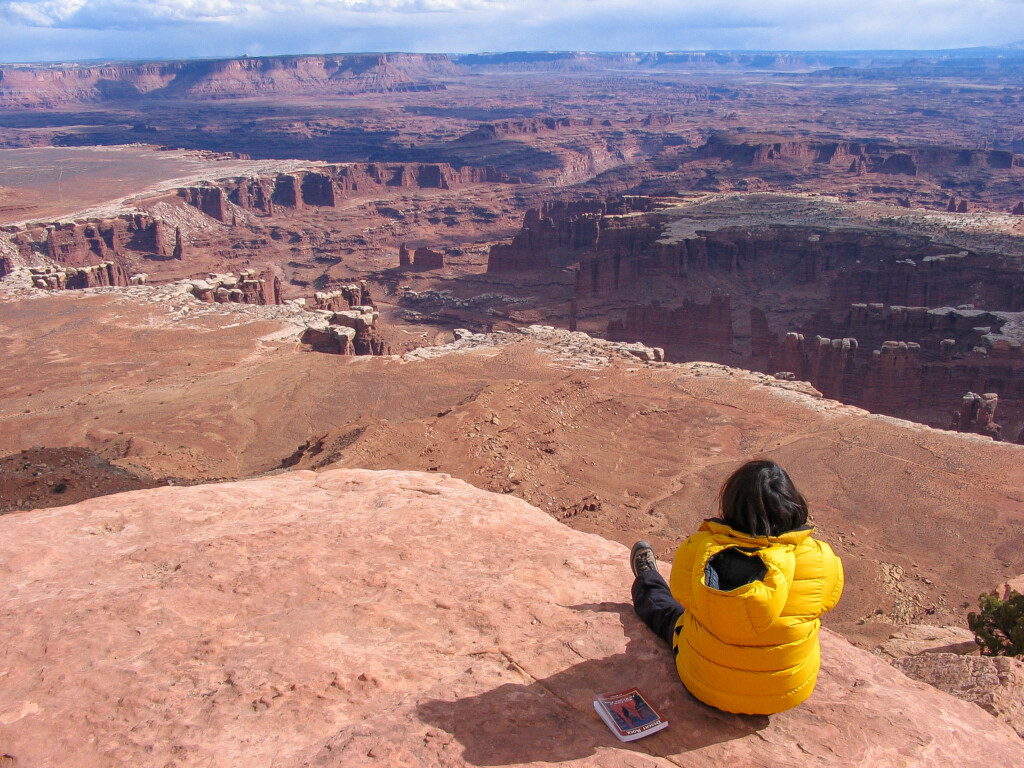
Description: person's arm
669,533,702,609
816,539,844,615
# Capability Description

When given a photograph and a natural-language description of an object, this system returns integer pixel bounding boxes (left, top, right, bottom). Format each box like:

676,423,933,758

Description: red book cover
593,687,668,742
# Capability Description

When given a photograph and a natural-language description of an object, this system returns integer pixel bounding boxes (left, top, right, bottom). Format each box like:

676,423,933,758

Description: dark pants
631,568,685,648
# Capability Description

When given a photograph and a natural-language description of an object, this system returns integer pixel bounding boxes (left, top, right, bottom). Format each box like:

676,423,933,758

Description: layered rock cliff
299,305,390,356
0,54,454,108
698,132,1019,177
17,215,169,267
179,163,514,222
486,193,1024,432
0,468,1021,767
487,198,655,274
28,260,132,290
184,269,283,306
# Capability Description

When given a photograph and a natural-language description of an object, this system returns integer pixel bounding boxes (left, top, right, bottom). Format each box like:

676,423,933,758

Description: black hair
719,460,809,537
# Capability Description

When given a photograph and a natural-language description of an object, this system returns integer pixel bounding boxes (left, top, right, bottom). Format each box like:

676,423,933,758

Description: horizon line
4,42,1024,68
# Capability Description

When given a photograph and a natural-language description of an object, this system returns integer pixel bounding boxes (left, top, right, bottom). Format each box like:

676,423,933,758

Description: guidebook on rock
593,687,668,742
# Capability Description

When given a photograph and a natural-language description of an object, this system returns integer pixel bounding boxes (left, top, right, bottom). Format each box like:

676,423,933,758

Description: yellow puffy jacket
669,519,844,715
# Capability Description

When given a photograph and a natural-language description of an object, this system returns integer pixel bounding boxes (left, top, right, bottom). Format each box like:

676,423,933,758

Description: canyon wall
606,294,734,360
487,198,657,273
0,54,455,108
24,215,168,266
3,51,934,109
4,215,182,291
698,133,1021,177
827,253,1024,313
456,117,585,143
182,163,515,222
577,226,984,303
766,318,1024,436
489,197,1024,433
783,303,1024,425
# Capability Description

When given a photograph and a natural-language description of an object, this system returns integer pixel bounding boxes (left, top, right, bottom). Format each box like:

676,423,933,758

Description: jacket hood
701,518,814,548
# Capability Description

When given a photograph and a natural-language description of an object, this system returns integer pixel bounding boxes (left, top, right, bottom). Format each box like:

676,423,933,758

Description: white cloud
0,0,1022,59
4,0,87,26
0,0,509,28
3,0,253,27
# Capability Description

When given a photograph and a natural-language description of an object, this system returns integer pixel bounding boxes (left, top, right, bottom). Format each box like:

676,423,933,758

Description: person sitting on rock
630,459,844,715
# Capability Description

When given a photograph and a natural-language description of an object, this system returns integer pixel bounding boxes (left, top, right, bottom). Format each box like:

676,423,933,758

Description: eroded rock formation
229,177,275,215
172,227,184,260
398,242,449,271
951,392,1003,439
0,54,455,108
409,246,445,270
487,194,1024,432
186,269,282,305
29,261,131,290
180,164,515,223
308,282,375,312
698,133,1016,179
178,185,227,222
35,216,167,265
606,294,733,356
300,305,389,356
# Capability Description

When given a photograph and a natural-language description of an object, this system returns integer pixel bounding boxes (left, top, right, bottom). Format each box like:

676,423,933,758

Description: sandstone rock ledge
1,469,1021,767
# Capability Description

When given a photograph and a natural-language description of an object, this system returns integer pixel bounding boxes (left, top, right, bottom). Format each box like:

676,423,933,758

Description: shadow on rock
417,602,768,765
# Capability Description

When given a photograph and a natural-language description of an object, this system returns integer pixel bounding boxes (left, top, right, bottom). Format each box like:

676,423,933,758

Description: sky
1,0,1023,64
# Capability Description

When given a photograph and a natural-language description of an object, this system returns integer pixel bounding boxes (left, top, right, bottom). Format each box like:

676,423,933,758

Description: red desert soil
0,288,1022,650
0,445,161,514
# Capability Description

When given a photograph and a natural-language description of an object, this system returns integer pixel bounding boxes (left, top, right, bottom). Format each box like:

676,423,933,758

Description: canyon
1,47,1024,762
486,193,1024,436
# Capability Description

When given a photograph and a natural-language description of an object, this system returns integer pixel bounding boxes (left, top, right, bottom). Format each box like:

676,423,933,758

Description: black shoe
630,541,658,578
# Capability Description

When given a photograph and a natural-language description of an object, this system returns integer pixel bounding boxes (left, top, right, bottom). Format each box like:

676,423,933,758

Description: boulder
996,574,1024,601
951,391,1002,440
0,468,1021,767
299,318,356,355
874,624,979,660
893,653,1024,739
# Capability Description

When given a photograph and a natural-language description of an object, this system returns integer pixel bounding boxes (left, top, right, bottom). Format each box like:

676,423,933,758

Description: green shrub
968,590,1024,657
